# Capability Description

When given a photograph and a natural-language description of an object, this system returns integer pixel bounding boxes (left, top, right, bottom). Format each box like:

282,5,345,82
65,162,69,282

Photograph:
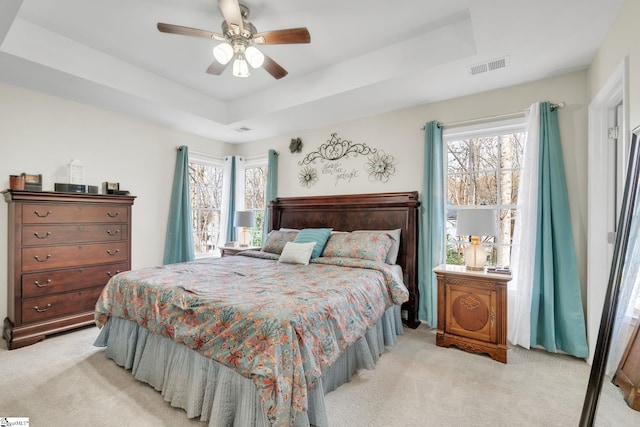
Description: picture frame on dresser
2,189,135,349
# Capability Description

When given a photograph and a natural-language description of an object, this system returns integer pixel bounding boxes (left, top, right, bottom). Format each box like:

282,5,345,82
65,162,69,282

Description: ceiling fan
157,0,310,79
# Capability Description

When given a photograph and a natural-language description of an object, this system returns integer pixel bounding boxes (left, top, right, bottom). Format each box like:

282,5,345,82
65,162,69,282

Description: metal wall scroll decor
297,133,397,187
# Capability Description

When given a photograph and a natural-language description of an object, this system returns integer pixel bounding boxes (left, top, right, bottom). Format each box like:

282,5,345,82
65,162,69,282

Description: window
240,160,268,247
188,156,224,257
444,120,525,267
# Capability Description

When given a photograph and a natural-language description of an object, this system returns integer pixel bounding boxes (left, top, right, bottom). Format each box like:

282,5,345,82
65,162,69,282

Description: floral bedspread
94,252,408,427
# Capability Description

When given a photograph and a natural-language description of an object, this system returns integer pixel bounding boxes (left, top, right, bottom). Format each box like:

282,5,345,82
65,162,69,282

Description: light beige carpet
0,325,639,426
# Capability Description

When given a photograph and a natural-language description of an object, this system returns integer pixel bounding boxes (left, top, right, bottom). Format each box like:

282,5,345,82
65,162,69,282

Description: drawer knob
34,303,52,313
33,210,52,218
106,249,120,256
34,279,52,288
106,229,121,236
106,211,120,218
106,270,121,277
33,231,52,239
34,254,52,262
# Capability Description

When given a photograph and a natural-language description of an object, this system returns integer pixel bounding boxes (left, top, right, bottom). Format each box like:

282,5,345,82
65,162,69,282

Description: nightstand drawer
446,284,496,343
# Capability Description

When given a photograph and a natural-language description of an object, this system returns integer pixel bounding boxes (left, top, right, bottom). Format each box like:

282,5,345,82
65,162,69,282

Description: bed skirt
94,305,403,427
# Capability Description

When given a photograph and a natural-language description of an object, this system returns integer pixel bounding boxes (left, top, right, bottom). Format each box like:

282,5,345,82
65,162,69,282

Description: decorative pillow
322,231,394,262
293,228,333,258
262,230,299,254
354,229,401,264
278,242,316,265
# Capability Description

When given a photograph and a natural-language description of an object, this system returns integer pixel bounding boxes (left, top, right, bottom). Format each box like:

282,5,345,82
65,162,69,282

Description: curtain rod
175,146,224,161
420,102,565,130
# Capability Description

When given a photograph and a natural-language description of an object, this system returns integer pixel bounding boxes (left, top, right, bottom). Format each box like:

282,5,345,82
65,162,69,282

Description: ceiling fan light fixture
232,53,250,77
245,46,265,68
213,42,234,64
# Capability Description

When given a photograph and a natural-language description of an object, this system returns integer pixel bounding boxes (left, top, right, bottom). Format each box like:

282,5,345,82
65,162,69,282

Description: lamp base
463,236,488,271
239,227,249,247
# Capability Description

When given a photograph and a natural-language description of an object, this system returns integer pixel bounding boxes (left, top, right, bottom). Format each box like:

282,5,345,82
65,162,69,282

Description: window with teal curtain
163,145,195,264
262,149,278,243
418,121,445,326
529,102,588,357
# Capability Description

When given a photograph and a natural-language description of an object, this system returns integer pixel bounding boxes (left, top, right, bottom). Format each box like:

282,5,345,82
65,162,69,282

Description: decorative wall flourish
296,133,398,188
298,133,377,165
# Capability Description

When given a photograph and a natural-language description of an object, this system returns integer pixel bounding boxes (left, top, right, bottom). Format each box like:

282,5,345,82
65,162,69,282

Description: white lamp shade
245,46,265,68
232,54,250,77
213,43,234,65
234,211,256,228
456,208,497,237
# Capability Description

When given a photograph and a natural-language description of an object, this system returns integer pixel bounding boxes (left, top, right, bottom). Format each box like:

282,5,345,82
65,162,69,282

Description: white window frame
443,117,526,267
235,156,268,246
188,153,225,258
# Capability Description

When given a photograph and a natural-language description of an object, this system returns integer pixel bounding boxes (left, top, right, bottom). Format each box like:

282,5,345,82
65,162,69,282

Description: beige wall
0,82,231,324
0,69,591,331
238,70,590,301
589,0,640,127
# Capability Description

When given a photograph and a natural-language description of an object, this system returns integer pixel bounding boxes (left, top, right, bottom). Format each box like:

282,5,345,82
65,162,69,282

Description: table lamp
234,211,256,247
457,208,497,271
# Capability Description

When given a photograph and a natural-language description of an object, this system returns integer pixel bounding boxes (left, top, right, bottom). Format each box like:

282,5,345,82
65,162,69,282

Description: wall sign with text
297,133,396,187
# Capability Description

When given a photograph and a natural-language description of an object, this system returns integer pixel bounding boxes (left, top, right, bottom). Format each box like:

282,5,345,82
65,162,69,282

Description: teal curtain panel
163,145,195,264
226,156,237,242
529,102,588,357
418,121,445,326
263,149,278,243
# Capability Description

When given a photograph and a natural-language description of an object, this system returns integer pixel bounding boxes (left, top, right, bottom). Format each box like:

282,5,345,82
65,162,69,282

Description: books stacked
486,266,512,275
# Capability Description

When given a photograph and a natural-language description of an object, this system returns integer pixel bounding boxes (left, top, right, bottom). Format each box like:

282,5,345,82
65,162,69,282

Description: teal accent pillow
294,228,333,258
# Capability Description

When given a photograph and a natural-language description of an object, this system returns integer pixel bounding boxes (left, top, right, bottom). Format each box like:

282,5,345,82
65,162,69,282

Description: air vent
234,126,252,133
469,56,509,75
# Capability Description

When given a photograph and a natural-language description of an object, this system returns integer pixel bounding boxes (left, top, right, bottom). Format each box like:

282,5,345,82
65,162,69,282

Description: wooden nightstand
219,245,261,257
433,264,511,363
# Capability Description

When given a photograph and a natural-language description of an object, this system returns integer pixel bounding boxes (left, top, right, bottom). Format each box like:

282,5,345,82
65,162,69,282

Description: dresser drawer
22,224,128,246
22,204,129,224
22,242,128,272
22,262,129,298
21,286,104,324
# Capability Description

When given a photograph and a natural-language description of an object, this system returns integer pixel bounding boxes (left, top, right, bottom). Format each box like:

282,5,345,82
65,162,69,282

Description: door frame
587,58,629,364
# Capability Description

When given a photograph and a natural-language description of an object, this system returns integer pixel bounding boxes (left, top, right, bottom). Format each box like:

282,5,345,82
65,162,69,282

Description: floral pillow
262,230,299,254
321,231,393,262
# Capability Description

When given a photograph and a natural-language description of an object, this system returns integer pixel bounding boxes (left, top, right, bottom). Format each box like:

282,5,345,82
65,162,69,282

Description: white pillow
278,241,316,265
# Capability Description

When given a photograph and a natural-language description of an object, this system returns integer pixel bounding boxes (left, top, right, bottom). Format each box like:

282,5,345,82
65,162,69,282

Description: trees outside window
243,164,267,247
445,122,525,267
188,158,224,257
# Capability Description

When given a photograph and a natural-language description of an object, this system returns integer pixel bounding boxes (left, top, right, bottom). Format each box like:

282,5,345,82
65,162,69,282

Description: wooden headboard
269,191,420,328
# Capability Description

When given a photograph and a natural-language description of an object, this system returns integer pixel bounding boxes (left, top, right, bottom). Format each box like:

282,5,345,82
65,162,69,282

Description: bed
94,191,420,427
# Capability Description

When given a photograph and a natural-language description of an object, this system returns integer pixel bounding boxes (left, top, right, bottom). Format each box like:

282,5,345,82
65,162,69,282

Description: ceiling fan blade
206,61,229,75
262,54,288,80
253,28,311,44
218,0,243,34
157,23,224,41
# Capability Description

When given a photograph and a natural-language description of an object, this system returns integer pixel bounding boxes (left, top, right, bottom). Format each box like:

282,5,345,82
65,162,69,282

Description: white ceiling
0,0,623,143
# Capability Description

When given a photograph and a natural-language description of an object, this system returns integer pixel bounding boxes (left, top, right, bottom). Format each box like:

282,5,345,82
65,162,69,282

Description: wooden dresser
434,264,510,363
3,190,135,349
